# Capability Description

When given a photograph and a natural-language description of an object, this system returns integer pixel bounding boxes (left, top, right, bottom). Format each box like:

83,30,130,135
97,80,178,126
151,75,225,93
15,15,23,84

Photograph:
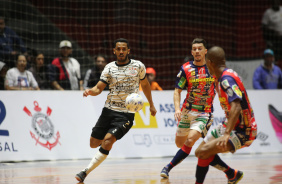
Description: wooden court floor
1,153,282,184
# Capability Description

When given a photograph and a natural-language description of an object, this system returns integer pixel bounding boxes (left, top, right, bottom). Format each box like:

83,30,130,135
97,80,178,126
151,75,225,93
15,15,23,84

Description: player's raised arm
83,81,107,97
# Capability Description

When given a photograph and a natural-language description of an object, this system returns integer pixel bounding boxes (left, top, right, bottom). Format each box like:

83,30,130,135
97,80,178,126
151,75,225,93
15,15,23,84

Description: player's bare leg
175,135,188,148
195,137,233,159
90,137,103,148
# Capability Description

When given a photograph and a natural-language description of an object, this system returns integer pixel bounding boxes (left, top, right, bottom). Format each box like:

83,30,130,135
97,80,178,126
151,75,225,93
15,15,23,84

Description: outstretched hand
150,105,157,116
83,89,91,97
174,109,181,121
216,134,230,151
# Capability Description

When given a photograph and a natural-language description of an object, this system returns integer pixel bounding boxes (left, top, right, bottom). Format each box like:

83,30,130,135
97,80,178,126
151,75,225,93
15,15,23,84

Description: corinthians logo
23,101,60,150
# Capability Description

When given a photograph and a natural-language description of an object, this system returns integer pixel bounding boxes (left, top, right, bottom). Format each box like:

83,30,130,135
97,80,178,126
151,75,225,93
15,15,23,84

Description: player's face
114,42,130,63
191,43,207,62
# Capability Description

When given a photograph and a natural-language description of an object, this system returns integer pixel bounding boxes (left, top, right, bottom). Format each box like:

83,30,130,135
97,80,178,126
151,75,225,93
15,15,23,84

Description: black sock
210,154,234,179
195,165,209,183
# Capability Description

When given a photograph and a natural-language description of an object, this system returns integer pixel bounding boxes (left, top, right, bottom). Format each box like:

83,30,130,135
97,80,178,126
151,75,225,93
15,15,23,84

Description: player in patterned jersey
75,38,157,182
160,38,216,178
194,46,257,184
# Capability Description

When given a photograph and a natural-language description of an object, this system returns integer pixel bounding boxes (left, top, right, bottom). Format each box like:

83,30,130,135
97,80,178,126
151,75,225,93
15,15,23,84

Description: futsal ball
125,93,144,113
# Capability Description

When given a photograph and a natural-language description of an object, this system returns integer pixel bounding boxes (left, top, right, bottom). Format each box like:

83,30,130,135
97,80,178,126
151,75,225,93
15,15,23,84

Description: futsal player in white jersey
75,38,157,182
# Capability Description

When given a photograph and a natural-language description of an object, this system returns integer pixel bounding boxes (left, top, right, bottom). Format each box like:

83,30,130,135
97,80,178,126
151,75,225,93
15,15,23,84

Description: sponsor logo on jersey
232,84,242,98
197,73,208,77
219,97,228,105
123,121,130,129
221,79,230,89
189,77,214,83
127,67,138,76
184,64,191,69
198,67,205,74
188,68,195,72
177,71,182,77
23,101,60,150
112,128,117,134
227,88,234,96
178,77,187,88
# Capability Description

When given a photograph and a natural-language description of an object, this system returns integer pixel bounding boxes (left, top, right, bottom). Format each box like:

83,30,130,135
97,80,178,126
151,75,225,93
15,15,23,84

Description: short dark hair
114,38,130,48
192,38,207,48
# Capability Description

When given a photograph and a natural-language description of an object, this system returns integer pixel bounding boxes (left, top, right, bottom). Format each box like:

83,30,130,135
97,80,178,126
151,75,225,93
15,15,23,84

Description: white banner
0,90,281,162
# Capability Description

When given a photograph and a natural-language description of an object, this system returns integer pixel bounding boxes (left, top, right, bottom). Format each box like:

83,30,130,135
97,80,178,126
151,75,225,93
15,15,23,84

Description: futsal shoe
269,104,282,143
75,170,87,182
227,170,244,184
160,167,169,178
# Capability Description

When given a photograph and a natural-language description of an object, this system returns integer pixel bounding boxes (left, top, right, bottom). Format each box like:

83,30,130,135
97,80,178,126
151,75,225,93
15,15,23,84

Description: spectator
5,54,39,90
29,52,50,90
49,40,83,90
0,16,27,69
83,54,108,90
262,0,282,61
25,48,38,70
253,49,282,89
0,61,8,90
139,67,163,91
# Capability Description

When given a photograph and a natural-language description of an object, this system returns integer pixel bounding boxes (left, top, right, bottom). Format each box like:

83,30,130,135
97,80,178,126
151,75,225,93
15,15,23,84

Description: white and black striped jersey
100,59,146,113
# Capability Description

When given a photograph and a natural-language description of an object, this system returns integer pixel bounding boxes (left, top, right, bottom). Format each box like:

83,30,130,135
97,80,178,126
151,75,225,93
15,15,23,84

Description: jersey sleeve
175,66,187,89
100,64,111,84
139,62,146,80
220,75,243,103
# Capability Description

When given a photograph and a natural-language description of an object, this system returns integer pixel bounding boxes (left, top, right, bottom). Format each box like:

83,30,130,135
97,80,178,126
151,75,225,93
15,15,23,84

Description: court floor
0,153,282,184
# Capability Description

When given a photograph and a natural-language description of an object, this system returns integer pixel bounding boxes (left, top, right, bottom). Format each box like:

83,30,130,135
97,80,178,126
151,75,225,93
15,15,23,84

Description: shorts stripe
211,130,219,138
195,117,208,124
179,122,190,128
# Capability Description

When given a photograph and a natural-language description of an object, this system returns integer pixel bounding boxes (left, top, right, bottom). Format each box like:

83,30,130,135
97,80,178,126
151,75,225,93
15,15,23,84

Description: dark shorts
91,107,135,140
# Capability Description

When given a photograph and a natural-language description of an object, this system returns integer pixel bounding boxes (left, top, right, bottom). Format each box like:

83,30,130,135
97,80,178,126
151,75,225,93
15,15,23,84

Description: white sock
85,150,108,175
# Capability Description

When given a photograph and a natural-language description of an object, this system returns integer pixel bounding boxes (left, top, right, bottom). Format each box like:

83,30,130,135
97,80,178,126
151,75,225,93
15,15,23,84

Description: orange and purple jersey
175,61,216,113
217,68,257,141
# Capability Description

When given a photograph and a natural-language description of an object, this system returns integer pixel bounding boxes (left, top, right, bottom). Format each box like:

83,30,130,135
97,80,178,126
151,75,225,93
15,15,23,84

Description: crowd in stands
0,12,164,91
0,34,164,91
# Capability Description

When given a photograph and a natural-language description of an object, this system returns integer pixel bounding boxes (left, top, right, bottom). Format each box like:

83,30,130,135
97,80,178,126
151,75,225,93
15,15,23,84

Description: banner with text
0,90,281,162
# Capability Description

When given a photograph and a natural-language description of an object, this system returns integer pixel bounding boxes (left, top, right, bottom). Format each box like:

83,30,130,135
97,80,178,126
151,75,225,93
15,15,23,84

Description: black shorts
91,107,135,140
